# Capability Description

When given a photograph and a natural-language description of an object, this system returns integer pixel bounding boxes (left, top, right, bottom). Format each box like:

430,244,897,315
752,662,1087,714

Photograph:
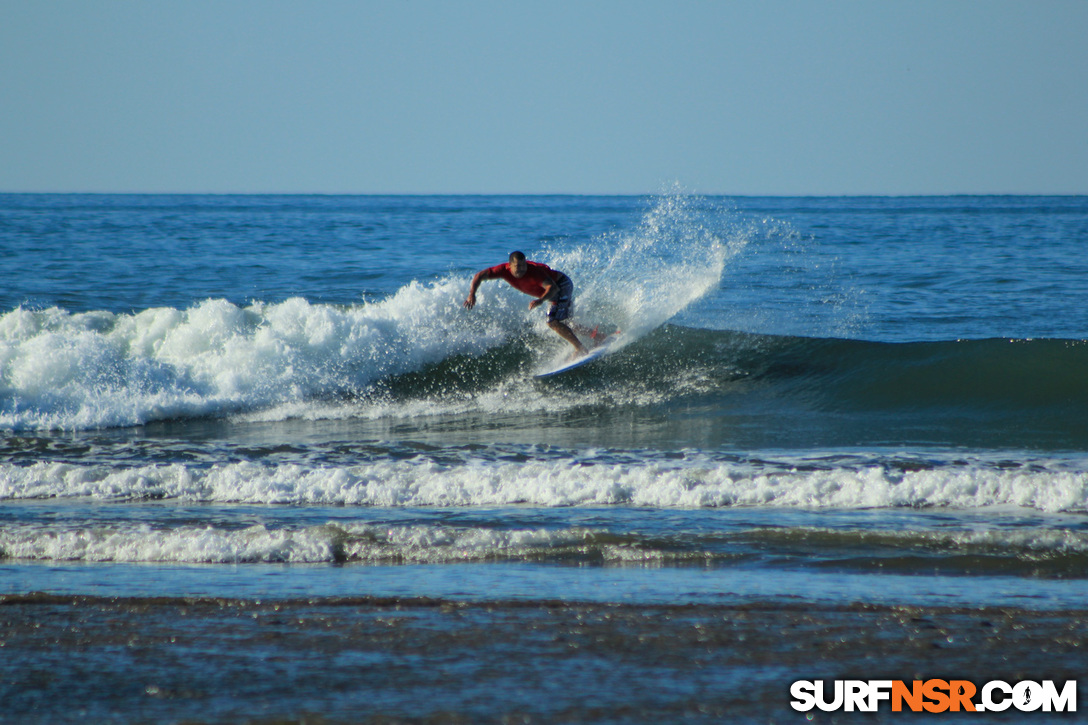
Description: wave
3,454,1087,511
4,506,1088,574
5,303,1088,445
0,288,497,430
300,327,1088,450
605,327,1088,412
0,195,737,431
0,521,683,566
3,187,1086,443
4,291,1088,447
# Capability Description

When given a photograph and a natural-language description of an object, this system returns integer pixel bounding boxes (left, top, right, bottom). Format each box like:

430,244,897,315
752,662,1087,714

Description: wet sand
1,594,1084,724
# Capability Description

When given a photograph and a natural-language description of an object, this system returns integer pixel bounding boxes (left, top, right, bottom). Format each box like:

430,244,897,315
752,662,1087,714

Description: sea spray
546,192,742,342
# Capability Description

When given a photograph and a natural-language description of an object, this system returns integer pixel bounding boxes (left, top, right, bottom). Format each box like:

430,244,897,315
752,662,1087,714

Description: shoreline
3,594,1083,723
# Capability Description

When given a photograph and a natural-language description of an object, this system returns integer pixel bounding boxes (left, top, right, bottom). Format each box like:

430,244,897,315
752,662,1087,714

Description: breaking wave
0,195,736,431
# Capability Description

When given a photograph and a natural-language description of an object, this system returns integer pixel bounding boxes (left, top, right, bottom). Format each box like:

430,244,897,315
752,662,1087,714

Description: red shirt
483,261,562,298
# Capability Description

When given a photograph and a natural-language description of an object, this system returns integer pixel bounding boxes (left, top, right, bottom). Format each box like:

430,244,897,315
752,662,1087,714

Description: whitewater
5,452,1088,511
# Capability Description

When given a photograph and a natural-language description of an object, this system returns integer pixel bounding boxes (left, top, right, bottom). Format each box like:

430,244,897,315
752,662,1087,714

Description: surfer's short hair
509,251,526,263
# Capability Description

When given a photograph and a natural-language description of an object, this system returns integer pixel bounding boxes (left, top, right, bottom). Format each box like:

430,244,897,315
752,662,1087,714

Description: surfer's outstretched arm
463,269,491,309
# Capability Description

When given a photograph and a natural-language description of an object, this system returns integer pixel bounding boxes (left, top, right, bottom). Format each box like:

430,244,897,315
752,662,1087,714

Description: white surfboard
534,337,617,379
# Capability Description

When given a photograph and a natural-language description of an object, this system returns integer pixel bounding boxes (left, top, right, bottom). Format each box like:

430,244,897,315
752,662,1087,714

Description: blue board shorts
547,274,574,323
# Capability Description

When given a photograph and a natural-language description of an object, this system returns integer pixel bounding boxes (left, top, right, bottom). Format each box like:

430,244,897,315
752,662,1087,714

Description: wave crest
4,457,1087,512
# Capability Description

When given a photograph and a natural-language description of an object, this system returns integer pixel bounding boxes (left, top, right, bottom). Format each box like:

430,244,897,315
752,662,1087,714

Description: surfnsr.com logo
790,679,1076,713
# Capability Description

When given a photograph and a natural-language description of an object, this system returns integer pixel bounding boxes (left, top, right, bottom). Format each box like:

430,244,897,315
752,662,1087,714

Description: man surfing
464,251,589,355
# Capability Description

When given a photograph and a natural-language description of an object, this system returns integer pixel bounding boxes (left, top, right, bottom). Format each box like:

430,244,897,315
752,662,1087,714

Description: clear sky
2,0,1086,195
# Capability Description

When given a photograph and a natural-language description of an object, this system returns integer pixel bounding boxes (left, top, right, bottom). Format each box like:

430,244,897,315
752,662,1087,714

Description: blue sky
2,0,1086,195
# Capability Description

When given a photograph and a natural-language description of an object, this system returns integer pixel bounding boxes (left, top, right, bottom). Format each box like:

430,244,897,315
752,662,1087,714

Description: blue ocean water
3,193,1088,610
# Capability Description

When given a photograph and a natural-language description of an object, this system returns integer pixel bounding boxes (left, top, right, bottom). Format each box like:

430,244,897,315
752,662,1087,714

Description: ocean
2,193,1087,722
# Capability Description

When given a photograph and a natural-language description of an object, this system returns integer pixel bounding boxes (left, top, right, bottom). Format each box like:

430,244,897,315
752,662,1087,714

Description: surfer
464,251,589,355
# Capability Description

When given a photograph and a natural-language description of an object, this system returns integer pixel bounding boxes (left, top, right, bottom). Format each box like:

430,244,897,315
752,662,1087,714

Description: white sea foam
4,514,1088,566
3,458,1087,512
0,281,517,430
0,523,339,564
753,525,1088,555
0,522,644,565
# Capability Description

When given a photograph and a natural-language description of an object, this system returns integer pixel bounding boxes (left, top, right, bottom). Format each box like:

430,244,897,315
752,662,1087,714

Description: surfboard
534,337,617,379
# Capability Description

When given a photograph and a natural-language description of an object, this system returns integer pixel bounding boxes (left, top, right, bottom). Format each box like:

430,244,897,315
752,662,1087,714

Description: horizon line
3,190,1087,198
